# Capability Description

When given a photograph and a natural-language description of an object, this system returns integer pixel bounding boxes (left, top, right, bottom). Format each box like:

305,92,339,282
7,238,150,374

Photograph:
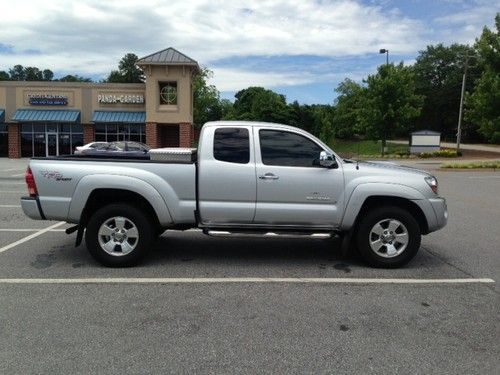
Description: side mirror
319,151,337,168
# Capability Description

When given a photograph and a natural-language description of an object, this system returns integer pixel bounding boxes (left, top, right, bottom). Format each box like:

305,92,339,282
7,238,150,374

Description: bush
441,161,500,169
418,150,462,158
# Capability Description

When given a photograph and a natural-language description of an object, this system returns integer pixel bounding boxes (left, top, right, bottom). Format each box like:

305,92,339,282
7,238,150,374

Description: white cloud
0,1,424,70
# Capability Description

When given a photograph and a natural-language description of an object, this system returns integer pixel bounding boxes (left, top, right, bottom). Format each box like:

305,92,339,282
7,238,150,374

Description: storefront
0,47,198,158
0,109,7,157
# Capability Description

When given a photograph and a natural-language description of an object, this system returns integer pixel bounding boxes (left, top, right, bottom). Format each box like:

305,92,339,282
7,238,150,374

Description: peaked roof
137,47,199,67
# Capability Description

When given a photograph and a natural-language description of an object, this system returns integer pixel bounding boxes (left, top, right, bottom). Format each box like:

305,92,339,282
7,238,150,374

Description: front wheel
356,206,421,268
85,203,154,267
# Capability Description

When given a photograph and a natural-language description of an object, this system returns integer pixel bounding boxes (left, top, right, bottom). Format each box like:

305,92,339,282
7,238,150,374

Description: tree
42,69,54,81
229,87,291,124
9,65,25,80
465,14,500,143
24,66,43,81
193,67,223,128
413,43,480,139
0,71,9,80
57,74,92,82
332,78,366,139
359,63,424,152
107,53,144,83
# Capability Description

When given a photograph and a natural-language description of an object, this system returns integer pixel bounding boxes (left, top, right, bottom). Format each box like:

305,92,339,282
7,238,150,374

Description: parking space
0,158,498,373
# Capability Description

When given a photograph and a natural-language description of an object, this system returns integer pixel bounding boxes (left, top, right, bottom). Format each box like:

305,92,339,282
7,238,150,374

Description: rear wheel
356,206,421,268
85,203,153,267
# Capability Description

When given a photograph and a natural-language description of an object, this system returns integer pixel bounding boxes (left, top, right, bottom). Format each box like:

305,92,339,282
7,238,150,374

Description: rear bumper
21,197,45,220
428,197,448,232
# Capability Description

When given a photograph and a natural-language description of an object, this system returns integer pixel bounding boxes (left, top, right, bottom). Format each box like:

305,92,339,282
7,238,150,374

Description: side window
259,130,323,167
213,127,250,164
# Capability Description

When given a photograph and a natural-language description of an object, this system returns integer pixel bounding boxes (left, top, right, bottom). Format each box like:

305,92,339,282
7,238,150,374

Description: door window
259,130,323,167
213,128,250,164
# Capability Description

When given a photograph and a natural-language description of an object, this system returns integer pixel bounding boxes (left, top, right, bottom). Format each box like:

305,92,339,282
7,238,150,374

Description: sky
0,0,498,104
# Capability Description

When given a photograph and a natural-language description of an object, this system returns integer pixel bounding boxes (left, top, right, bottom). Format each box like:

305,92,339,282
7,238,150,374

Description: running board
206,230,332,239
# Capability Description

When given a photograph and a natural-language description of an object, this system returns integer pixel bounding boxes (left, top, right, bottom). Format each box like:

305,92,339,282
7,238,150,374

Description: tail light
25,167,38,197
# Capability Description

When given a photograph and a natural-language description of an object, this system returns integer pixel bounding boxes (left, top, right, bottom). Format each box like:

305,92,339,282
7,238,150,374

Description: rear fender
67,175,173,225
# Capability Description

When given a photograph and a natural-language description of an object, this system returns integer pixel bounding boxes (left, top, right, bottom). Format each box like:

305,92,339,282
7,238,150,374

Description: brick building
0,47,199,158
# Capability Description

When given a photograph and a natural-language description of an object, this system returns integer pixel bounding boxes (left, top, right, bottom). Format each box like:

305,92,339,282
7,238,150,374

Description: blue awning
0,109,4,123
12,109,80,123
92,111,146,123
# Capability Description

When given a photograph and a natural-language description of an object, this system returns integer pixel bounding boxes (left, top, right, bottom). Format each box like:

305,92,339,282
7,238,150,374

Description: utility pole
457,51,469,152
379,49,389,156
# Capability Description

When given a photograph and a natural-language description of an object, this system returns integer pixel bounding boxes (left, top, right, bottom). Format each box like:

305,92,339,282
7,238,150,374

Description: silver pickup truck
21,121,447,268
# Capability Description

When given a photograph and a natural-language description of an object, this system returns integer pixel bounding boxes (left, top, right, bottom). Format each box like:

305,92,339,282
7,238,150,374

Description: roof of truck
203,120,300,131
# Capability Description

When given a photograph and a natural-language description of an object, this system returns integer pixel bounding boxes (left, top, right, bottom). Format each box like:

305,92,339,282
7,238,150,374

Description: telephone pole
456,51,469,152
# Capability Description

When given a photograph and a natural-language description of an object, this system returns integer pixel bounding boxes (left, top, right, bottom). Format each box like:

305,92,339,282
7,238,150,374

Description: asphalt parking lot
0,159,499,374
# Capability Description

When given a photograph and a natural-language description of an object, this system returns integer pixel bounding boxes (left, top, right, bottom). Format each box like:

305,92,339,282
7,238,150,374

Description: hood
346,160,431,177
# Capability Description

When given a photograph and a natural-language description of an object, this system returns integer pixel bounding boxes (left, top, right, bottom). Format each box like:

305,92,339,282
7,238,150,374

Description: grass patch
441,161,500,169
329,139,409,158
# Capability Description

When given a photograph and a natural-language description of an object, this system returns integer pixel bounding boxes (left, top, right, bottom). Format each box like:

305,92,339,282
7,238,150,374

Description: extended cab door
198,125,256,224
253,128,344,227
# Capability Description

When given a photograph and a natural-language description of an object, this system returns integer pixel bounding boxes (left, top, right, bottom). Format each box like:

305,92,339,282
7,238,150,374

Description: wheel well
356,196,429,234
80,189,161,230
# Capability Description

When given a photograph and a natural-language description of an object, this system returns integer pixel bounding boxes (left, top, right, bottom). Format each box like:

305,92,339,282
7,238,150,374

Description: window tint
259,130,323,167
214,127,250,164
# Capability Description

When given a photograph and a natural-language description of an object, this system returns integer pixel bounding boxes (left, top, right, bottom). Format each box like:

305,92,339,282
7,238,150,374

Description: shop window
94,123,146,143
159,82,178,105
0,124,8,157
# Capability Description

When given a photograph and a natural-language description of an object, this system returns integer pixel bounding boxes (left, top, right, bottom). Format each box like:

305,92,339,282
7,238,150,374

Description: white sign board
412,135,440,146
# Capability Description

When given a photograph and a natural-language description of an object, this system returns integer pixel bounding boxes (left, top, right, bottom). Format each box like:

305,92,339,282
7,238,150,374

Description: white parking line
0,221,65,254
0,191,25,193
11,173,25,177
0,277,494,284
3,168,23,172
0,205,21,208
0,228,66,232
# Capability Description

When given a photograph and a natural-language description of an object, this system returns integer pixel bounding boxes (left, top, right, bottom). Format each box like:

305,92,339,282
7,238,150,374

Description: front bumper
21,197,45,220
428,197,448,232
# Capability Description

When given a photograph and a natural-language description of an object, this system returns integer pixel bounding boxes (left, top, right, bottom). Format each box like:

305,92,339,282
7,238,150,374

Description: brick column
8,123,21,159
179,122,193,148
146,122,159,148
83,124,94,144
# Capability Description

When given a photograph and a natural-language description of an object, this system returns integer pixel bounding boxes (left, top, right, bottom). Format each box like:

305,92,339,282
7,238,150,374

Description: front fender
67,174,173,225
340,183,426,230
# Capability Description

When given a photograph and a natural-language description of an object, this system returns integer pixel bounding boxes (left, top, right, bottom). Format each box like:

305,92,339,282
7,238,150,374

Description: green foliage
228,87,291,124
418,150,461,158
465,14,500,144
106,53,144,83
193,67,223,129
6,64,55,81
441,160,500,169
0,71,9,80
332,79,365,138
57,74,92,82
358,63,424,146
328,139,408,157
413,43,480,137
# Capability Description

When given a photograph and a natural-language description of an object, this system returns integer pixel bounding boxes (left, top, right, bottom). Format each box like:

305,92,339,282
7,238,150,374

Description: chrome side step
206,230,332,239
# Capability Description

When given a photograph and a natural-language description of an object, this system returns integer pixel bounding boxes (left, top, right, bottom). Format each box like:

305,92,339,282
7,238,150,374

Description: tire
85,203,154,267
356,206,421,268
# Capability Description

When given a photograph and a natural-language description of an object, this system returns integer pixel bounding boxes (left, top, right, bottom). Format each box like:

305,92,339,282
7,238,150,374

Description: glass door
46,133,58,156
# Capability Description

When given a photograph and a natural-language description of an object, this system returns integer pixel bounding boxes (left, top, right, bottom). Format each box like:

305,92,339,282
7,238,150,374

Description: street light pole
379,48,389,156
456,51,469,152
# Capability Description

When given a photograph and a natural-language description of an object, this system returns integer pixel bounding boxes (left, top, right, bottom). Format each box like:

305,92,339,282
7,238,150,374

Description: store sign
28,94,68,106
98,94,145,104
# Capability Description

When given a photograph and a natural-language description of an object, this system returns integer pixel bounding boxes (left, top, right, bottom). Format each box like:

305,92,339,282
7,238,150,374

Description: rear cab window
213,127,250,164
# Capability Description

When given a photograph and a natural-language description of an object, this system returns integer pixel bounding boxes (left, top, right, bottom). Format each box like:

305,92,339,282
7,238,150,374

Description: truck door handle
259,173,279,180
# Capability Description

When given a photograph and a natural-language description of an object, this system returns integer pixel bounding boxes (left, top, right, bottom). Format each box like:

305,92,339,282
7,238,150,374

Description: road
0,160,499,374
